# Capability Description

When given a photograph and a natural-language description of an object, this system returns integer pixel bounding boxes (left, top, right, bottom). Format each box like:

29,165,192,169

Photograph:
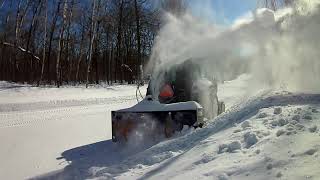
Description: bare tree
47,0,62,83
0,0,161,85
25,0,42,82
66,0,75,84
75,24,85,83
86,0,97,88
116,0,125,84
0,0,6,9
12,0,31,81
40,0,48,84
134,0,142,81
56,0,68,87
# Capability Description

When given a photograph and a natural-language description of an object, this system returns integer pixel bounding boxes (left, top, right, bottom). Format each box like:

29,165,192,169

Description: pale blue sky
187,0,258,24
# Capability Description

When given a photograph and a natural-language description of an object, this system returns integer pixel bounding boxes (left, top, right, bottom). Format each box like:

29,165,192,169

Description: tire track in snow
0,95,136,113
0,106,91,129
0,96,137,129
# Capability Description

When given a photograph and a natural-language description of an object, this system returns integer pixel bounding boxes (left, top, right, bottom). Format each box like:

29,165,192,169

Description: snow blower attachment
111,60,225,142
112,96,204,142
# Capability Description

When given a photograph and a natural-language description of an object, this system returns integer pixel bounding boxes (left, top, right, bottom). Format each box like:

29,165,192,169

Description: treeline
0,0,185,87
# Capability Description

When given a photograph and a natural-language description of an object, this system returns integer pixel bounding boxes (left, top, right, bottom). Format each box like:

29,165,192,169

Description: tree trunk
1,12,9,80
94,21,100,85
76,26,85,83
110,44,114,85
134,0,142,81
66,0,74,84
40,0,48,84
117,0,124,84
105,28,110,84
85,0,97,88
14,0,32,81
26,0,41,83
56,0,68,88
12,0,22,82
0,0,6,9
47,0,61,83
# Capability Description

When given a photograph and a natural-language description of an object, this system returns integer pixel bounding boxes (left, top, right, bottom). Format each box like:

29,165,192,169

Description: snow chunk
241,121,251,129
304,148,317,156
218,141,242,153
309,125,318,133
278,119,288,126
286,124,295,131
303,115,312,120
271,120,279,127
276,129,286,137
244,132,258,148
227,141,242,153
274,107,282,115
233,129,242,133
195,154,217,165
257,112,268,118
266,163,273,170
286,131,293,135
276,172,283,178
270,118,288,127
295,123,305,131
292,115,301,121
271,119,288,127
218,144,228,154
217,173,229,180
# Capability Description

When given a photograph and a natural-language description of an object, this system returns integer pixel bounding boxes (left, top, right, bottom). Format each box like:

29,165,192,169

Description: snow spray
146,0,320,94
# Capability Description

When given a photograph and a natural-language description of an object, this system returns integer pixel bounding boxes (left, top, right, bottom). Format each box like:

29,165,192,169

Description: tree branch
2,42,40,61
0,0,6,9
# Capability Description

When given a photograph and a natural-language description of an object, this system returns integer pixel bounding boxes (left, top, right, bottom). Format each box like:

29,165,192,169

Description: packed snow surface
2,74,319,180
0,82,146,179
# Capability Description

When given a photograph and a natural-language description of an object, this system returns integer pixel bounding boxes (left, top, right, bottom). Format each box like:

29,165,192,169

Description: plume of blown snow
146,0,320,95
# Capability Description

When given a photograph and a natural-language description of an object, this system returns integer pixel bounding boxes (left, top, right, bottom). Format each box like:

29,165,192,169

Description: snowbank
84,92,320,180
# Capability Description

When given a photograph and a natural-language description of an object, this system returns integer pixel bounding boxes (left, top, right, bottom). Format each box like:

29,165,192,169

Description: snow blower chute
111,60,225,142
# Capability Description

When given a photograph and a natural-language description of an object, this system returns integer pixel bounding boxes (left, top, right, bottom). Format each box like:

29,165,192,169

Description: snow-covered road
0,82,144,180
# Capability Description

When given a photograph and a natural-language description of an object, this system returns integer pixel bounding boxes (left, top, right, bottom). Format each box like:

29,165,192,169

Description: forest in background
0,0,187,87
0,0,293,87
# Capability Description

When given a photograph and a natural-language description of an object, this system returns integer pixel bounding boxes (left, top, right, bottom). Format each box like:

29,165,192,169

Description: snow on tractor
111,60,225,142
